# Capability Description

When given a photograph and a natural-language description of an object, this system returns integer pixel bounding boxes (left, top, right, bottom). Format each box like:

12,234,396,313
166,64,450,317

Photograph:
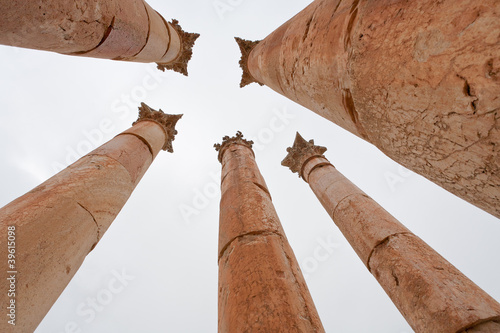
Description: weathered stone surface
221,165,269,195
217,132,325,333
461,320,500,332
302,162,410,267
0,0,113,53
301,156,328,182
221,149,259,174
90,134,153,185
0,103,180,332
219,233,322,333
122,2,169,62
0,0,199,72
27,155,135,236
0,157,134,332
73,0,149,59
0,198,97,332
219,183,280,257
370,233,500,333
283,134,500,333
220,138,258,170
247,0,500,218
122,119,166,158
332,192,411,269
220,144,268,192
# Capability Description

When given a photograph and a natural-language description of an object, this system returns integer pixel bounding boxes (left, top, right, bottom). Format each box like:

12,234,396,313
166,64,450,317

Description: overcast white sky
0,0,499,332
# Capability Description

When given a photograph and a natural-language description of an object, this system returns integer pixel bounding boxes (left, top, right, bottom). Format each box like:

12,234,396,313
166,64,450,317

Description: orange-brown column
215,132,325,333
0,0,199,74
0,103,181,332
236,0,500,218
282,133,500,333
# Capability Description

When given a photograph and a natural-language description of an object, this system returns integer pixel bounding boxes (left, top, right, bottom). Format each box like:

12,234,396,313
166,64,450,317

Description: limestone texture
461,321,500,332
0,104,181,332
0,0,199,73
242,0,500,218
283,133,500,333
215,132,325,333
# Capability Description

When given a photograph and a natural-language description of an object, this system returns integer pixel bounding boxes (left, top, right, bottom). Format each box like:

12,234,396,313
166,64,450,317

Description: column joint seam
221,181,272,201
253,182,272,199
277,234,319,329
159,14,174,61
331,192,368,219
128,1,152,59
85,152,138,185
68,17,116,55
218,230,282,262
219,143,256,163
77,202,101,251
304,161,333,182
366,232,414,272
115,132,155,157
458,316,500,333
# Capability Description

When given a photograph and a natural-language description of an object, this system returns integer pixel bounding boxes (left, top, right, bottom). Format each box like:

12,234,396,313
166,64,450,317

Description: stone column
0,103,181,332
282,133,500,333
236,0,500,218
0,0,199,75
215,132,325,333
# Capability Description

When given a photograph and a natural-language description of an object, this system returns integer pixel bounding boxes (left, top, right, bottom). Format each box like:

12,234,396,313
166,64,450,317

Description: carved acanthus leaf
235,37,263,88
282,132,327,178
133,103,182,153
157,19,200,76
214,131,254,162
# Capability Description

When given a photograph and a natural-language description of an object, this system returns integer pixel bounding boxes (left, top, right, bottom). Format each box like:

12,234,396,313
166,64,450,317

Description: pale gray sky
0,0,499,332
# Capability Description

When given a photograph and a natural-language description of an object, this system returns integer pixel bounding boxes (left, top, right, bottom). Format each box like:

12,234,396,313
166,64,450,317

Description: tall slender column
236,0,500,218
0,0,199,75
215,132,325,333
282,133,500,333
0,103,181,332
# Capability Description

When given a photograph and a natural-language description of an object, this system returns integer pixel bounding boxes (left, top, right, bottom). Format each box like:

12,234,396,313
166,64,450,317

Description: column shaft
0,103,181,331
0,0,199,74
216,133,324,333
283,134,500,333
309,162,500,332
238,0,500,218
